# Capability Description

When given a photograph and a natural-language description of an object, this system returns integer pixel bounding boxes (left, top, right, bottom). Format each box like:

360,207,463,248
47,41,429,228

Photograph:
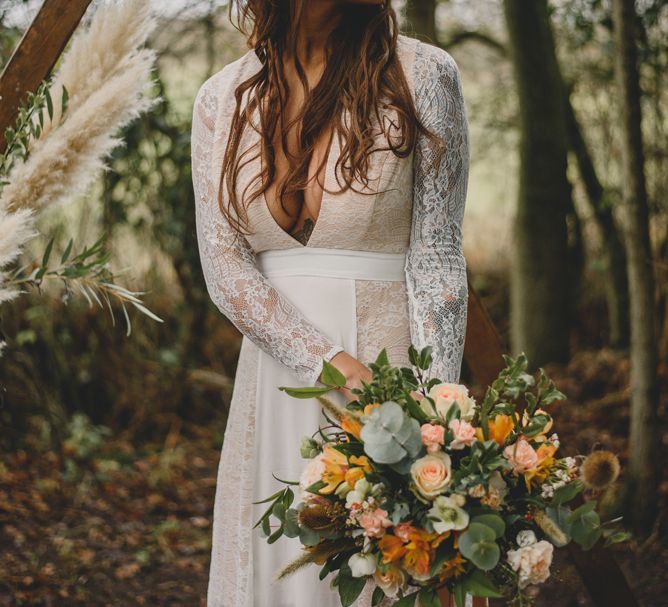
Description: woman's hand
326,351,372,403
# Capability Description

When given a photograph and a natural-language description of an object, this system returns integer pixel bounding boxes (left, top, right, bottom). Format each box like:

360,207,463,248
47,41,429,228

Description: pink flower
359,507,392,538
448,419,477,450
393,522,414,542
504,439,539,475
420,423,445,453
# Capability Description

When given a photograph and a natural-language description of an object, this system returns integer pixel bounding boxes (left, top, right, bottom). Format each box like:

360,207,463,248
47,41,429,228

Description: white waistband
256,247,407,281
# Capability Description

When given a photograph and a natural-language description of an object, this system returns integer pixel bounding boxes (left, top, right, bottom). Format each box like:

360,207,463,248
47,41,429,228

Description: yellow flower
523,443,557,491
522,408,553,441
320,445,349,494
363,403,381,416
320,446,371,494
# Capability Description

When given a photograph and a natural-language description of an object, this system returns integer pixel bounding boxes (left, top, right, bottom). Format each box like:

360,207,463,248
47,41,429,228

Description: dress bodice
192,33,470,385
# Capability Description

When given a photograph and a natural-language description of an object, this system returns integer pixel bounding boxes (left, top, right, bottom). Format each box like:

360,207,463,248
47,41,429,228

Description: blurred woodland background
0,0,666,605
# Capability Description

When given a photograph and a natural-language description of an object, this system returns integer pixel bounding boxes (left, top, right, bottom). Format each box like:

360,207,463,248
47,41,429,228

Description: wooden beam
0,0,93,152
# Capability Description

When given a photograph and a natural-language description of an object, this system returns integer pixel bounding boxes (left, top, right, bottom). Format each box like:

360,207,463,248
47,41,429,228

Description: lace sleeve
405,42,470,384
191,78,345,385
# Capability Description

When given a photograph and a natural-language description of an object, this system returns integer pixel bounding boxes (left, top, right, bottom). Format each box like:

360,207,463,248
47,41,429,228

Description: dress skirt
207,247,410,607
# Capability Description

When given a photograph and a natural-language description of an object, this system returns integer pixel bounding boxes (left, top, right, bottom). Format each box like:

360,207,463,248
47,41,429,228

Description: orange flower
379,533,407,564
363,403,381,416
476,414,516,446
522,408,553,441
438,552,466,581
403,527,446,578
341,415,362,439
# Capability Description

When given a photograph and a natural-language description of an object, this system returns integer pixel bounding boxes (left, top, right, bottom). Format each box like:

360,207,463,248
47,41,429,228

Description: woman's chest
235,105,415,254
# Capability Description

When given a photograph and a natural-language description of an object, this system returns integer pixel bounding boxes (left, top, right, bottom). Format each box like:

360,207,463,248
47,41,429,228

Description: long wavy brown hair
220,0,442,236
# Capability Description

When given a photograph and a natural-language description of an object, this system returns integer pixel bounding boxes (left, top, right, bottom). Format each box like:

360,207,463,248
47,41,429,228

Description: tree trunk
503,0,572,366
404,0,437,43
563,88,630,348
612,0,660,533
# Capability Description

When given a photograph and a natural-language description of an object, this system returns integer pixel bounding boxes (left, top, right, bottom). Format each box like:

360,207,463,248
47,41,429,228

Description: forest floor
0,348,666,607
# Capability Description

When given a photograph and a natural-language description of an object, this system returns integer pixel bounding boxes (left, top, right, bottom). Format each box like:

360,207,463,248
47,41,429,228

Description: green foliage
458,522,501,571
335,563,367,607
0,80,69,186
7,234,163,335
359,401,423,466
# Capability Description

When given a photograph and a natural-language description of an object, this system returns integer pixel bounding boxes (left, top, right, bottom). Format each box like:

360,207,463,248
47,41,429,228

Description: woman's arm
405,41,470,384
191,77,345,385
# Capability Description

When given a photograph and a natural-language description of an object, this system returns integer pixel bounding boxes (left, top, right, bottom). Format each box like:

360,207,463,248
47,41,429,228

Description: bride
191,1,475,605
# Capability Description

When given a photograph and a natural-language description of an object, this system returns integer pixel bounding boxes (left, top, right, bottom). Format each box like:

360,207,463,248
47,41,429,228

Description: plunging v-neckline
259,121,339,249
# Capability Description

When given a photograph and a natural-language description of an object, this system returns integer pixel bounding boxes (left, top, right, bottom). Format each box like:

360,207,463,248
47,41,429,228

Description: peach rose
503,439,539,475
448,419,477,450
506,539,554,588
299,453,326,502
425,382,477,421
373,564,407,598
359,507,392,538
410,451,452,500
420,423,445,453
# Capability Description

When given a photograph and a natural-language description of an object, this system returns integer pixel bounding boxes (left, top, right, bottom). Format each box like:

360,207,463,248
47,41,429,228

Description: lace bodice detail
192,36,469,386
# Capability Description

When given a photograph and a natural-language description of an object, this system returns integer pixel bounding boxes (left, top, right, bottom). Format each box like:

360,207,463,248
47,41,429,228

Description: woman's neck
293,1,342,65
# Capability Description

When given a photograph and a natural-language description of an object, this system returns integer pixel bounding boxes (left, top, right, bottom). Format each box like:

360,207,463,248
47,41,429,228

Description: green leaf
461,569,503,598
470,513,506,539
41,236,55,267
61,238,73,264
279,385,333,398
551,480,583,506
458,523,500,571
417,588,440,607
372,586,386,606
61,85,69,116
320,359,347,388
405,392,430,424
272,502,286,522
337,566,367,607
375,348,390,367
569,500,597,520
46,88,54,121
604,530,632,546
261,516,271,537
252,488,285,505
267,525,283,544
452,583,466,607
394,590,419,606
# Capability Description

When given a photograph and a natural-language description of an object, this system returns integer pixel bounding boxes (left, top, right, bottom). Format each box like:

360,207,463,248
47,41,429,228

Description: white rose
516,530,537,547
425,382,477,422
348,552,377,578
507,540,554,588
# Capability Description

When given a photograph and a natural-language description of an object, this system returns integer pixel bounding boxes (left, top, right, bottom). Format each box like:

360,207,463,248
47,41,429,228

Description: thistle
580,450,621,490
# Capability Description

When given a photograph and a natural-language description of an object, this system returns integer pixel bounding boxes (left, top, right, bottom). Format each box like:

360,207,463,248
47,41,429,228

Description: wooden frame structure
0,1,638,606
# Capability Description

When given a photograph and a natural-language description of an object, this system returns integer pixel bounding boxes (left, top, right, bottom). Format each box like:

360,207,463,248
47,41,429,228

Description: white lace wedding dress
192,33,471,607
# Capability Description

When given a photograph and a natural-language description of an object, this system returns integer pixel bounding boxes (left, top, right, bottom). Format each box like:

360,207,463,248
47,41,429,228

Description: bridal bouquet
254,347,623,606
